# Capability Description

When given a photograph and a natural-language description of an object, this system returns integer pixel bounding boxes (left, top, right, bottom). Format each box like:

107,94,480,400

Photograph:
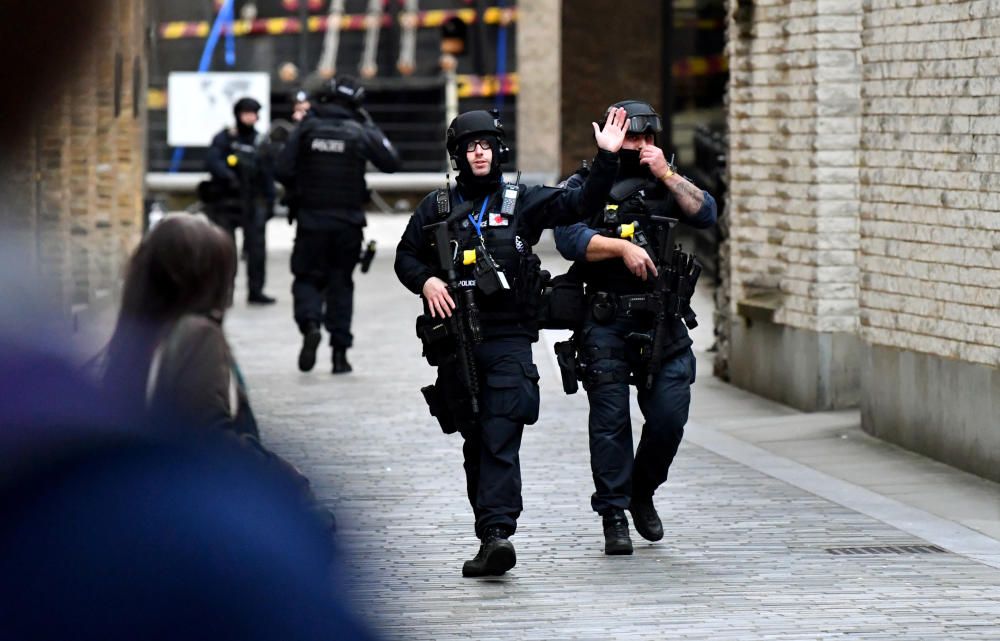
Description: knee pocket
485,362,540,425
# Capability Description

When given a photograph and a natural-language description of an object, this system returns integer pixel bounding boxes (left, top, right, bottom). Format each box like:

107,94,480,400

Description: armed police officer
551,100,717,555
394,108,629,577
204,97,277,304
276,76,401,374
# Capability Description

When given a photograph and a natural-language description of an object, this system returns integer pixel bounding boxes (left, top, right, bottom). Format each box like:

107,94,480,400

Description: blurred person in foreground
0,371,373,641
203,96,278,305
102,213,258,436
277,76,401,375
0,230,373,640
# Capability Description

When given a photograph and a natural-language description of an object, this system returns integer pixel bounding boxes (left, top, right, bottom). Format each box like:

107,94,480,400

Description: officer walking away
204,97,277,305
552,100,717,555
276,76,401,374
394,108,628,577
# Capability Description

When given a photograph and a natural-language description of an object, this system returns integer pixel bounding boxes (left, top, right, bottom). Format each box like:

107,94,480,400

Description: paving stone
225,227,1000,640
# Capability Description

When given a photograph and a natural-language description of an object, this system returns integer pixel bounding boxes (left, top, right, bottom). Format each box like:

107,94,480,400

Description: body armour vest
447,184,542,332
572,177,675,296
297,118,367,210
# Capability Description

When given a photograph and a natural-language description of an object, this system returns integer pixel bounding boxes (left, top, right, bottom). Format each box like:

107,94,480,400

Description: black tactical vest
573,177,674,295
297,118,367,210
448,184,541,328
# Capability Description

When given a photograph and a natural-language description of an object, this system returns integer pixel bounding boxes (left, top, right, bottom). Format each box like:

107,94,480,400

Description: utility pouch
589,291,617,325
421,384,458,434
538,273,586,330
474,252,508,296
415,314,452,367
553,340,580,395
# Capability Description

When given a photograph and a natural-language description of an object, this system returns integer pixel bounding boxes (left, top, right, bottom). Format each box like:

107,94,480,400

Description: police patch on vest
310,138,346,153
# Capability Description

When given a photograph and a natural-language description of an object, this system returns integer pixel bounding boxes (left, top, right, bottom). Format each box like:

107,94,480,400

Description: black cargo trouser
580,315,696,515
209,202,267,296
291,221,363,348
453,336,540,539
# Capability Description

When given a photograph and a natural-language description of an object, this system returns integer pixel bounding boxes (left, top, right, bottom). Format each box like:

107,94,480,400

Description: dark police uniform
394,111,618,575
276,101,400,364
554,166,717,527
205,126,276,300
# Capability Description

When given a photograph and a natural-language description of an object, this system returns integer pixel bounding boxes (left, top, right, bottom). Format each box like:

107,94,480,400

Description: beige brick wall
726,0,863,334
859,0,1000,367
726,0,998,369
516,0,561,178
0,0,146,318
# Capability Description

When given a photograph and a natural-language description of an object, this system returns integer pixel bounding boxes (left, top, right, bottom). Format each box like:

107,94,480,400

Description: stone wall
859,0,1000,368
858,0,999,481
724,0,999,479
516,0,561,183
724,0,863,410
0,0,147,323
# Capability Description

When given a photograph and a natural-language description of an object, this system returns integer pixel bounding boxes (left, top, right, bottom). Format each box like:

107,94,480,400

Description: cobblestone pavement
226,222,1000,640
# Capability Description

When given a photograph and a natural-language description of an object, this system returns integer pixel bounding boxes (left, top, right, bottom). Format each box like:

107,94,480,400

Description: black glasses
465,139,493,152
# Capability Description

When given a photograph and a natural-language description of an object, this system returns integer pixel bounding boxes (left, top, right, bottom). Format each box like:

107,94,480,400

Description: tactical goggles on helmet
627,114,663,135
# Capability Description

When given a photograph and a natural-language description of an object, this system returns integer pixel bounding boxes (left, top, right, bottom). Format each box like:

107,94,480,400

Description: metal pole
442,53,459,170
298,0,309,73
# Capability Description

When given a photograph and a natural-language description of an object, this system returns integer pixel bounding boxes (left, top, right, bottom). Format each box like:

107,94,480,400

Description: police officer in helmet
552,100,717,555
205,96,277,305
394,107,629,577
276,76,400,374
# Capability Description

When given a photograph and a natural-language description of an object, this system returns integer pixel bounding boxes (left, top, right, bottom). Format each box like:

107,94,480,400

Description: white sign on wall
167,72,271,147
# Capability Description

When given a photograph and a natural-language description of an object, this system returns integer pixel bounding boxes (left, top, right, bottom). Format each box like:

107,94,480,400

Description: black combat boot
602,509,633,555
332,348,352,374
298,324,322,372
629,496,664,542
462,526,516,577
247,292,276,305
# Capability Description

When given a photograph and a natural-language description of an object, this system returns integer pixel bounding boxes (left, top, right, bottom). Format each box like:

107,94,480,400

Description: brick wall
0,0,147,320
726,0,863,335
724,0,998,421
860,0,1000,367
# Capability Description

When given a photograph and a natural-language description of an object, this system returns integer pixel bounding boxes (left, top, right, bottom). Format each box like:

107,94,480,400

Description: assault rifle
418,209,482,432
640,215,702,389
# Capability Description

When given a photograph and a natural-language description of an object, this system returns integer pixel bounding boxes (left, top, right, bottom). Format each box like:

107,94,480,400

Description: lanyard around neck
467,196,491,239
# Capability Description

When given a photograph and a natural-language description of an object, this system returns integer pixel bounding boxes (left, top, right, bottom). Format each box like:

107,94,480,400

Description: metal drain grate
826,544,950,556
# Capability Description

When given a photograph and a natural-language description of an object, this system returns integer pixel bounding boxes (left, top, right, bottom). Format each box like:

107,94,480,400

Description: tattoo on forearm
669,178,704,215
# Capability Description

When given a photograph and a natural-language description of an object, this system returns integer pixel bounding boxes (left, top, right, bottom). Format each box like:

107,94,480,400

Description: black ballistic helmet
445,109,510,164
317,75,366,106
603,100,662,136
233,97,262,119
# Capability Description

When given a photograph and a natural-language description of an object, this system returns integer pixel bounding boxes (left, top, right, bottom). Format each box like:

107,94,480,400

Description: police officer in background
394,108,628,577
205,97,277,305
553,100,717,555
276,76,400,374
